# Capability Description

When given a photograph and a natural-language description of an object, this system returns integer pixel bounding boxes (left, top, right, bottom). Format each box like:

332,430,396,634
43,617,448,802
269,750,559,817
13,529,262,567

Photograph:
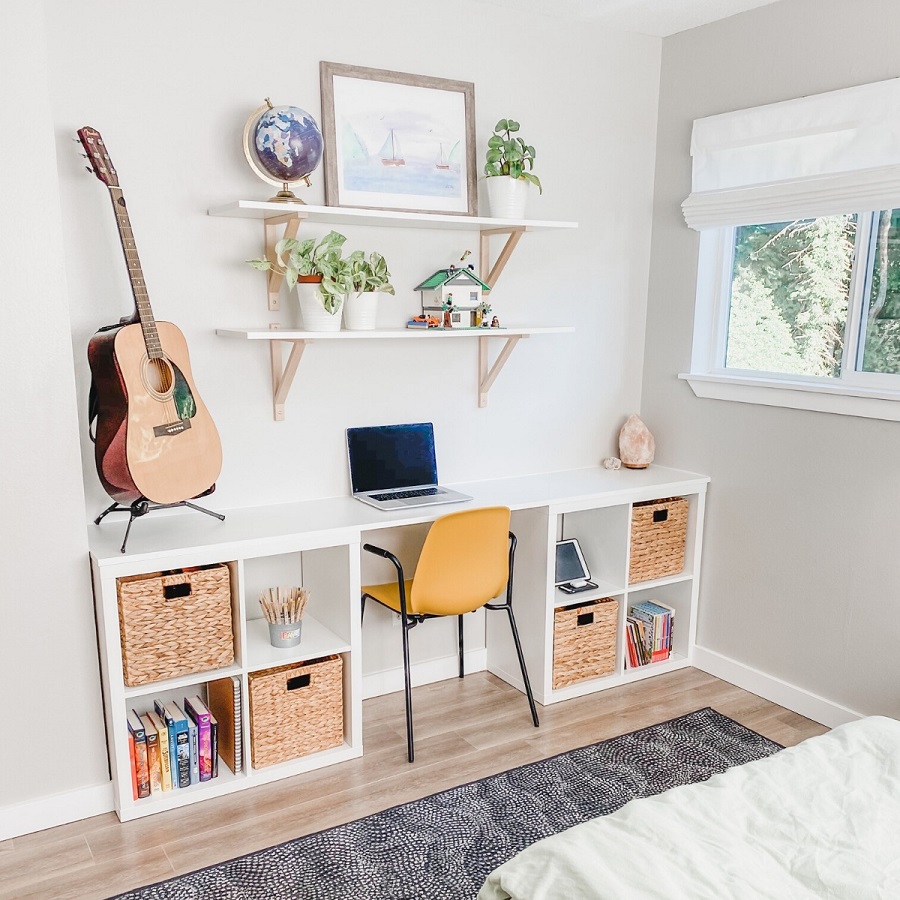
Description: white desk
89,464,709,821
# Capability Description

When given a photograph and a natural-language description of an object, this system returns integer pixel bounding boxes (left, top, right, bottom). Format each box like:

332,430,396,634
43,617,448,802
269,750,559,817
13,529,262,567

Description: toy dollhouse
414,266,491,328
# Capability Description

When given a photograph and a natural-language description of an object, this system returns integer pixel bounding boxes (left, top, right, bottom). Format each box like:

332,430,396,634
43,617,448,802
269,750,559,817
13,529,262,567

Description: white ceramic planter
486,175,530,219
343,290,381,331
296,279,343,332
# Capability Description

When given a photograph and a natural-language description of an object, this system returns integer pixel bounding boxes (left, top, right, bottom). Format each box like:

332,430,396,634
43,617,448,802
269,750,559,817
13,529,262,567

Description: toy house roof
414,267,491,292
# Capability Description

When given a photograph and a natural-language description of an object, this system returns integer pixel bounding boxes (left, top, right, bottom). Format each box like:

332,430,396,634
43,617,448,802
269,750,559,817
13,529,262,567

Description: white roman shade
682,77,900,230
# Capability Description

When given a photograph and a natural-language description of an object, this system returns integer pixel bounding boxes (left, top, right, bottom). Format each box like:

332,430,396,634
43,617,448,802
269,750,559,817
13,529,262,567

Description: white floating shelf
217,325,575,419
208,200,578,232
217,326,574,341
213,200,578,418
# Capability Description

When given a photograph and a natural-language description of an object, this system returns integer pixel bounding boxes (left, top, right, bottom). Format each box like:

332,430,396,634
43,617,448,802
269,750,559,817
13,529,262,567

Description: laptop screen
347,423,439,493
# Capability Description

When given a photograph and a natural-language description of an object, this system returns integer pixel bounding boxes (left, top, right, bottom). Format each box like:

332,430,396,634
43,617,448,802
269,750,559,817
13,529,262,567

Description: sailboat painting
381,130,405,167
321,62,476,215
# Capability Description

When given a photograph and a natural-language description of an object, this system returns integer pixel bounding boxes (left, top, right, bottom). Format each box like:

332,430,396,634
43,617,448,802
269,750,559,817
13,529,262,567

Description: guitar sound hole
143,357,175,398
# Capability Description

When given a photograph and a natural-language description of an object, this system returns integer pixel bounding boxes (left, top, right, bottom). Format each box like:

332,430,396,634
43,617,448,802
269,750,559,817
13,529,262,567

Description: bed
478,715,900,900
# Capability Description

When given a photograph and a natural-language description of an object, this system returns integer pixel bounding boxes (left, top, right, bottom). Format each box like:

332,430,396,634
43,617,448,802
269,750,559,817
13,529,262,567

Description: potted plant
248,230,352,331
483,118,542,219
343,250,396,330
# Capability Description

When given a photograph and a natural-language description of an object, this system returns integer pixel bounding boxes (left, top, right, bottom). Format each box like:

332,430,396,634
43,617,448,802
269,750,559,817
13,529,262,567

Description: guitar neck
108,186,162,359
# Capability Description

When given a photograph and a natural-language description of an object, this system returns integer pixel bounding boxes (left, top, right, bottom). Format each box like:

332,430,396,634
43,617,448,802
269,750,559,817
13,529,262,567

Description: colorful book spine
625,619,645,668
187,713,199,785
145,709,171,792
127,709,150,799
630,601,675,663
140,714,162,795
626,616,648,665
209,712,218,779
184,695,213,782
128,731,138,801
153,700,177,789
166,703,192,789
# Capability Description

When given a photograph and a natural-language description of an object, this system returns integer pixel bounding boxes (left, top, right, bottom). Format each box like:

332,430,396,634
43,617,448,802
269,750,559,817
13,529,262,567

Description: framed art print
319,61,476,216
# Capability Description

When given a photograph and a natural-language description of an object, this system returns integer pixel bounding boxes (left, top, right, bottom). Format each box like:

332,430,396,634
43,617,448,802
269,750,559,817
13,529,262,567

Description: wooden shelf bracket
480,226,525,289
263,212,306,311
268,325,309,421
478,333,526,408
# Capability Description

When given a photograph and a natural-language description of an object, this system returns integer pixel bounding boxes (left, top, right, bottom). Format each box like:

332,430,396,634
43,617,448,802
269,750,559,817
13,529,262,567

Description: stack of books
126,675,242,801
625,600,674,668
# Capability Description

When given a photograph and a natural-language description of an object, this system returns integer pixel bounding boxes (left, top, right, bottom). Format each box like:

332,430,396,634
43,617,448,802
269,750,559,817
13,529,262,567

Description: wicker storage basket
248,655,344,768
552,597,618,689
116,564,234,687
629,497,688,584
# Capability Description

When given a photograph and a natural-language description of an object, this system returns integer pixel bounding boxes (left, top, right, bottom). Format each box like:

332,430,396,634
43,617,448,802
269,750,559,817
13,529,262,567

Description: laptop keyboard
371,487,443,501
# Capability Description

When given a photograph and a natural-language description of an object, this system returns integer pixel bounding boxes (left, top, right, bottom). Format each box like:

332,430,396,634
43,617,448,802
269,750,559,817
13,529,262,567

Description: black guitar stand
95,497,225,553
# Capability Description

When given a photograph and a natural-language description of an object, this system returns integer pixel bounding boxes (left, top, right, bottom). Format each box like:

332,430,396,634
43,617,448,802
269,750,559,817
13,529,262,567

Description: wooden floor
0,668,829,899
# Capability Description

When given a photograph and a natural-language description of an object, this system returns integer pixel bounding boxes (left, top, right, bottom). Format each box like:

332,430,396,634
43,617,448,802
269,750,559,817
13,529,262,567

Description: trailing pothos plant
248,230,352,314
484,118,542,193
347,250,396,295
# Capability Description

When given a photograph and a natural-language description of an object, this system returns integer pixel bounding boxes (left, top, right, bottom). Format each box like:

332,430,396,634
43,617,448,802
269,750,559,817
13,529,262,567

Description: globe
244,103,324,200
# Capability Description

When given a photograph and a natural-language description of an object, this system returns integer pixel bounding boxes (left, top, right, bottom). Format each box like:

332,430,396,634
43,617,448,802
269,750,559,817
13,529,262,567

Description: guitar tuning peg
80,153,88,158
85,166,94,173
72,137,81,142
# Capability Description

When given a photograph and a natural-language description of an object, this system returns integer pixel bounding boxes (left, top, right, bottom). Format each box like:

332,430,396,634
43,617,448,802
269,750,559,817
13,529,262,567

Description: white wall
644,0,900,721
0,0,661,831
49,0,660,518
0,4,108,819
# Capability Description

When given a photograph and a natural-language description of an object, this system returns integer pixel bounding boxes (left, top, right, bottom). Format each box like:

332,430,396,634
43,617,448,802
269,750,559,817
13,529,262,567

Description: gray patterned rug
111,707,781,900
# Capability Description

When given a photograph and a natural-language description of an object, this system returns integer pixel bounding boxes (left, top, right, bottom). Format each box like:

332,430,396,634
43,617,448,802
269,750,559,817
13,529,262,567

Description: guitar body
88,325,138,503
79,125,223,507
89,322,222,505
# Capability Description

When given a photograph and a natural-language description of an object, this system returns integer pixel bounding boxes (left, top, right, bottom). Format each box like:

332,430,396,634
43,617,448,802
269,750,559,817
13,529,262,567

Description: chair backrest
410,506,511,616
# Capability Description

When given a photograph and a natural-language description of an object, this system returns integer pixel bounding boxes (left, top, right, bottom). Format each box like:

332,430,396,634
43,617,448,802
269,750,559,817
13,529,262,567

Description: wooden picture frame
319,61,476,216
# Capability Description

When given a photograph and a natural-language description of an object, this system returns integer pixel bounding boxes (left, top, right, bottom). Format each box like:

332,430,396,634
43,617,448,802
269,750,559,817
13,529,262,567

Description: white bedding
478,716,900,900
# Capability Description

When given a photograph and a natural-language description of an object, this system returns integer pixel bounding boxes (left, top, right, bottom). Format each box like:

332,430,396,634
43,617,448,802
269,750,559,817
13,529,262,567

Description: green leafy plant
248,230,352,314
347,250,396,294
484,118,542,193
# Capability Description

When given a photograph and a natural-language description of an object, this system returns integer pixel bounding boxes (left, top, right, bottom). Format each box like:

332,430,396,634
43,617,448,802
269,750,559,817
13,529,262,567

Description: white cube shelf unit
90,464,707,820
485,477,708,707
90,513,364,822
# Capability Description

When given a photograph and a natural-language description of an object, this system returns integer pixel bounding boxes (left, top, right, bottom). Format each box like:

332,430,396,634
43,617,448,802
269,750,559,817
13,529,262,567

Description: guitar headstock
77,126,119,188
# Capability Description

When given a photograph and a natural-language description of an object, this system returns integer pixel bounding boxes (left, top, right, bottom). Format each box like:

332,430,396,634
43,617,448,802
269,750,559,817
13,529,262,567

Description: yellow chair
361,505,539,762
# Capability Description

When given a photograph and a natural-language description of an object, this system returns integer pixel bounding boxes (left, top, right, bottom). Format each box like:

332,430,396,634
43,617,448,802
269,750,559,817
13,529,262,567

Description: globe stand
268,175,312,204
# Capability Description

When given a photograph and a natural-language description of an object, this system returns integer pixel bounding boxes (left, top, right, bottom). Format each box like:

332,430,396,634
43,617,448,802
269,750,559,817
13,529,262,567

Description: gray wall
645,0,900,718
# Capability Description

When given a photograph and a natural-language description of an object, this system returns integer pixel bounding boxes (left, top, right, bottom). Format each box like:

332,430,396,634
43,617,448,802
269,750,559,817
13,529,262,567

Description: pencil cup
268,621,302,648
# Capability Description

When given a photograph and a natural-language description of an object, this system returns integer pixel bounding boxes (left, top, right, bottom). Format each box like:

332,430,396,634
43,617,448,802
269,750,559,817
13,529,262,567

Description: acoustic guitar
79,126,222,506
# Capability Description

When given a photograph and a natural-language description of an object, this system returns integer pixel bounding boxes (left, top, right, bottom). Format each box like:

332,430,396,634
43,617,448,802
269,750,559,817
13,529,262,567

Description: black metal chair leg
361,594,367,624
401,616,415,762
458,614,465,678
506,607,540,728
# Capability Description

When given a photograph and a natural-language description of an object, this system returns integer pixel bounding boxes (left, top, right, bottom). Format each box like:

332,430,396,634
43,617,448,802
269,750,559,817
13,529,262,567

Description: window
681,77,900,419
725,215,856,379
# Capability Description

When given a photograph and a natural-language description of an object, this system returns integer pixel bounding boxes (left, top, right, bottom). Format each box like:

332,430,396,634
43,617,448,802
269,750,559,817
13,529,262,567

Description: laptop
346,422,473,510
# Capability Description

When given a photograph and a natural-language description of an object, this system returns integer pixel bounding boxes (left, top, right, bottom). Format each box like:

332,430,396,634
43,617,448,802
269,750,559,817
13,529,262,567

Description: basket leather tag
163,582,192,600
653,508,669,523
287,673,311,691
577,612,594,626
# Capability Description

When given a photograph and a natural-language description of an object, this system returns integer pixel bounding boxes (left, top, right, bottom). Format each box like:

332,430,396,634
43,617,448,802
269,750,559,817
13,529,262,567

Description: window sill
680,372,900,422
